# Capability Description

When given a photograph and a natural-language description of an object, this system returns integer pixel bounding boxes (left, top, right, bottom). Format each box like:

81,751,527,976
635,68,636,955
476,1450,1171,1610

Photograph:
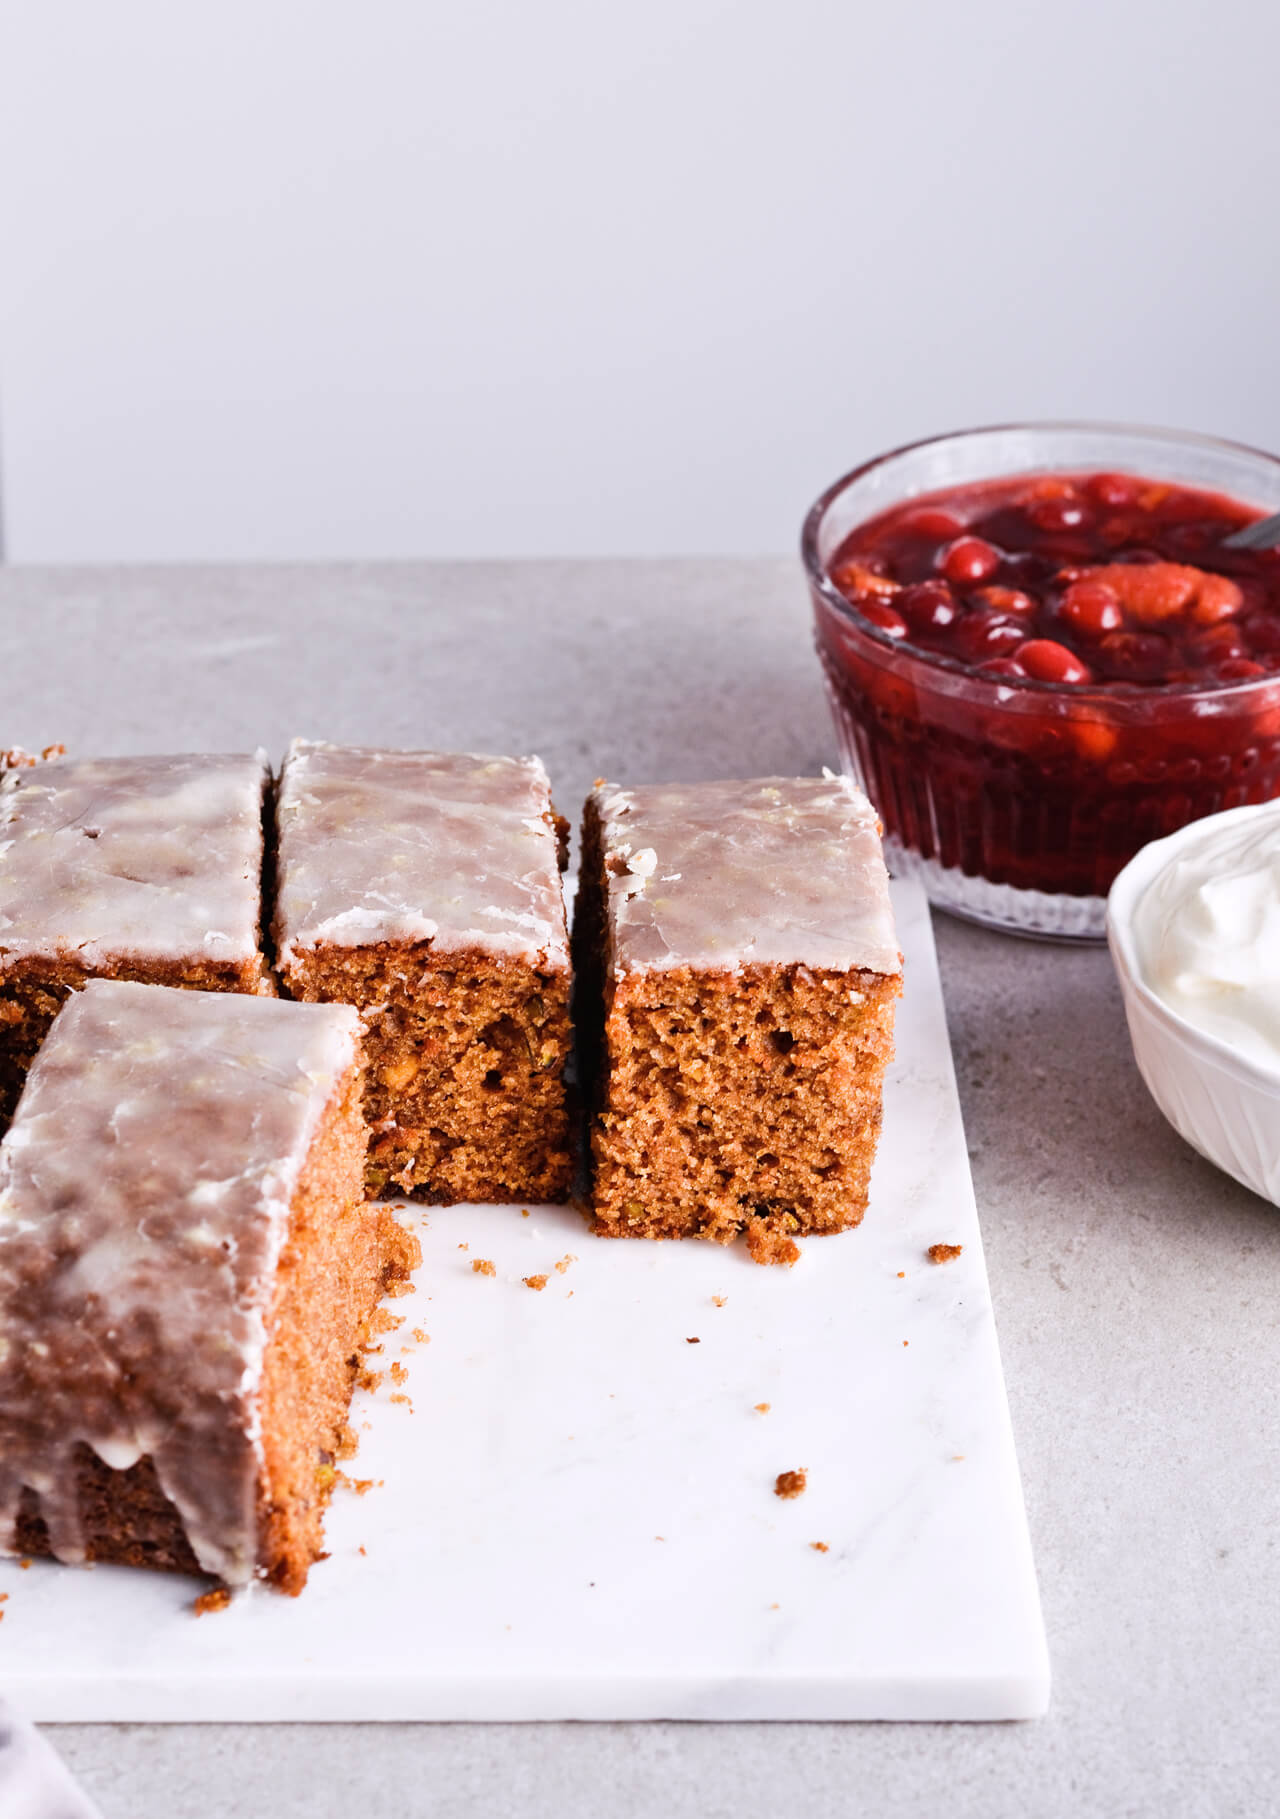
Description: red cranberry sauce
829,471,1280,687
816,470,1280,898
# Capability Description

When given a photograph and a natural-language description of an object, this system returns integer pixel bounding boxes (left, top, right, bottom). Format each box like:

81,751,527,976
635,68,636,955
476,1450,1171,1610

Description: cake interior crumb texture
0,981,419,1595
273,742,572,1204
574,776,903,1254
0,752,273,1123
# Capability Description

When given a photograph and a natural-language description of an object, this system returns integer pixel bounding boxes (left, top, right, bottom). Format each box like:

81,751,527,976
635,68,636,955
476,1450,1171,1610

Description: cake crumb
390,1392,413,1408
390,1361,409,1385
903,1340,909,1347
554,1254,577,1274
357,1366,384,1393
746,1225,801,1268
358,1545,367,1557
769,1602,780,1611
711,1294,727,1307
458,1242,469,1251
368,1308,405,1336
774,1469,807,1500
194,1586,232,1617
928,1243,963,1264
522,1209,530,1217
754,1402,771,1414
686,1336,700,1344
412,1327,430,1343
896,1271,905,1278
810,1541,829,1553
18,1560,30,1570
472,1258,496,1277
385,1277,416,1298
523,1274,548,1291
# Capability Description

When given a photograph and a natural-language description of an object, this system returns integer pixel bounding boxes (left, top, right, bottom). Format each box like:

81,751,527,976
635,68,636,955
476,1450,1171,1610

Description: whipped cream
1132,800,1280,1070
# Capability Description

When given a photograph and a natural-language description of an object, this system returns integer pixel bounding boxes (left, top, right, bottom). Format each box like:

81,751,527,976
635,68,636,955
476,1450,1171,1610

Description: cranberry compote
812,467,1280,910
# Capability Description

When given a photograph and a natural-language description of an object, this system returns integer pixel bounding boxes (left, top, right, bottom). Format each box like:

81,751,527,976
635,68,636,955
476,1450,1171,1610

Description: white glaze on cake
273,741,569,972
0,980,361,1586
0,753,269,970
593,774,901,978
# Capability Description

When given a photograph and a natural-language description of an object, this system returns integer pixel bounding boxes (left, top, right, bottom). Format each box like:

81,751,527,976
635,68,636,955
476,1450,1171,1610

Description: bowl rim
801,419,1280,708
1106,800,1280,1093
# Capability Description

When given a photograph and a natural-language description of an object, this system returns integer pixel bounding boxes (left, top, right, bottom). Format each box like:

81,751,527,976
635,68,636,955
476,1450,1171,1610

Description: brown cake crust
284,941,572,1204
575,785,902,1252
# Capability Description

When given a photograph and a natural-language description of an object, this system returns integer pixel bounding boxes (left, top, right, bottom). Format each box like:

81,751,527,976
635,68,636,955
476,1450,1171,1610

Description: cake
574,774,902,1258
0,979,418,1594
0,752,273,1121
272,741,572,1203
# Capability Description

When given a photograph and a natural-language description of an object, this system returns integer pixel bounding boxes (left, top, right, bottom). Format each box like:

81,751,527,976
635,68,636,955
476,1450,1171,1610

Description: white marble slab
0,879,1048,1722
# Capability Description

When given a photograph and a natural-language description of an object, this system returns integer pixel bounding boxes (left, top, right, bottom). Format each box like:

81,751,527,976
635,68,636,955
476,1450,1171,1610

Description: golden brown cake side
576,776,903,1255
283,941,572,1204
256,1063,420,1594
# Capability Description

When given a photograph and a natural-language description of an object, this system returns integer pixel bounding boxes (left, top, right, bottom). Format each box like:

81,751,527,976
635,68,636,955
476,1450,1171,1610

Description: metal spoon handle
1223,511,1280,550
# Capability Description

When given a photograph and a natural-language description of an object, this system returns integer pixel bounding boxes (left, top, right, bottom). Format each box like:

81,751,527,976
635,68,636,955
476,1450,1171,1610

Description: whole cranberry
899,507,965,542
1026,495,1090,534
973,585,1036,617
1060,580,1123,638
977,657,1029,679
859,598,909,639
1243,613,1280,655
1017,639,1095,684
1088,472,1144,509
1097,630,1172,682
939,536,1001,585
1189,624,1247,665
955,612,1027,663
899,580,959,633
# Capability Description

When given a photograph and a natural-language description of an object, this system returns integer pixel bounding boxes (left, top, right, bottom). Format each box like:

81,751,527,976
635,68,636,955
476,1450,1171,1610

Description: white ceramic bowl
1107,805,1280,1207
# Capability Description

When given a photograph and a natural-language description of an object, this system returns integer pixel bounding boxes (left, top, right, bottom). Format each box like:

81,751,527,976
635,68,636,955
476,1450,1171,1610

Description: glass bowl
803,423,1280,941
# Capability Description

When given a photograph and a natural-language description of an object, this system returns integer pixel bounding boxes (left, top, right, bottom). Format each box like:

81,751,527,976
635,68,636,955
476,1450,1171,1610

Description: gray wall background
2,0,1278,562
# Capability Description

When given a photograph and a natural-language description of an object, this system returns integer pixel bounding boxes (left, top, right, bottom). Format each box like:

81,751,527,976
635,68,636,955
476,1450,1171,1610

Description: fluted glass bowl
803,423,1280,940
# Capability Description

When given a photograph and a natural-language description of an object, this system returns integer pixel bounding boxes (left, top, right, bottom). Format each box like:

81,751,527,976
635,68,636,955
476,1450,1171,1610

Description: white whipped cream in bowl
1108,799,1280,1204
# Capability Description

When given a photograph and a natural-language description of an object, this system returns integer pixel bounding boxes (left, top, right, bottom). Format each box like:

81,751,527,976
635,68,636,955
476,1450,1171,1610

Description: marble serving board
0,880,1048,1722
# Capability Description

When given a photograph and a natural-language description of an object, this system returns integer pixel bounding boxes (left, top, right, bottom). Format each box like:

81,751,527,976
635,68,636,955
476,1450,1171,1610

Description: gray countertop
2,559,1276,1818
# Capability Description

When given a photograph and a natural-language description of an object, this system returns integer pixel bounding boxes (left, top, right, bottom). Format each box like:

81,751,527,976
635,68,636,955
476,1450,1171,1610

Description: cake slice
0,751,273,1120
575,775,902,1261
0,980,418,1595
272,740,572,1204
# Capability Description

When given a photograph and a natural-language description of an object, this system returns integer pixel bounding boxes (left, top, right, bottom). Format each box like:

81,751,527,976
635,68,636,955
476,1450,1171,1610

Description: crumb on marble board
686,1336,700,1344
554,1254,576,1274
745,1226,801,1269
928,1243,963,1264
810,1541,829,1553
523,1274,548,1291
390,1361,409,1385
194,1586,232,1617
774,1469,807,1500
472,1258,496,1277
754,1402,771,1414
712,1294,727,1307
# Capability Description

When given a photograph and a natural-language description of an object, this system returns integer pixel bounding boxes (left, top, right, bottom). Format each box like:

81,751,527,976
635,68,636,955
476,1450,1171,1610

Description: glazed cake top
273,741,569,972
0,752,269,971
593,773,902,978
0,980,362,1587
